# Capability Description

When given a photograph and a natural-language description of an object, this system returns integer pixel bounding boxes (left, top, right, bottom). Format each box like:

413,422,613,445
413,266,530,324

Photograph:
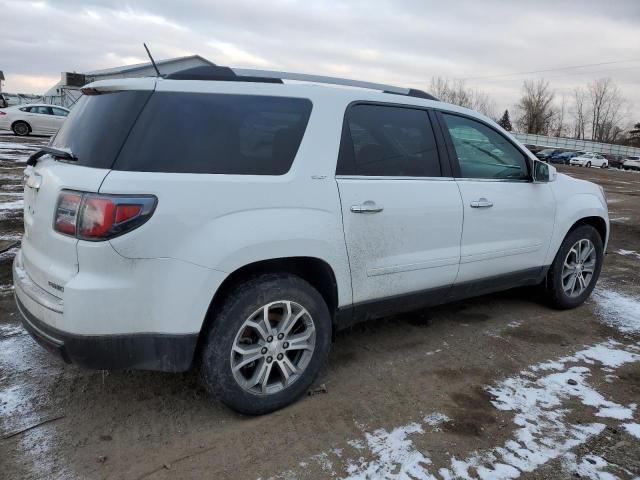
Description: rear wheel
12,121,30,136
200,273,332,414
586,161,592,168
544,225,603,309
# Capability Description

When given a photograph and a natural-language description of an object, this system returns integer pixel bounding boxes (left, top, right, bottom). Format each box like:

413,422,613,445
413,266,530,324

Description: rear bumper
13,252,198,372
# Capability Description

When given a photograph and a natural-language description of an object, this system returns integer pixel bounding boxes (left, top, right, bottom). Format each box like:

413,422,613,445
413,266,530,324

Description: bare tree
429,77,496,118
515,79,555,135
571,87,588,140
587,78,626,142
551,94,568,137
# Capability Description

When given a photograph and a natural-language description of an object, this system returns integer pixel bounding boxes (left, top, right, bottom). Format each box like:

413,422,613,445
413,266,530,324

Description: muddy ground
1,133,639,479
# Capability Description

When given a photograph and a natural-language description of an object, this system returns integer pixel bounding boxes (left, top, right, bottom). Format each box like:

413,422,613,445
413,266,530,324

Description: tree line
429,76,639,147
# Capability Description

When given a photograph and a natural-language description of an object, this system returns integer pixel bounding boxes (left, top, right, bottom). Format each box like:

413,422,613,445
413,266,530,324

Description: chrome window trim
454,177,531,183
335,175,455,181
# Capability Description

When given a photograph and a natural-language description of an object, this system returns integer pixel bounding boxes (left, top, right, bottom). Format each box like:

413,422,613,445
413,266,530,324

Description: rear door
336,103,463,309
26,106,57,134
437,111,555,284
21,88,153,297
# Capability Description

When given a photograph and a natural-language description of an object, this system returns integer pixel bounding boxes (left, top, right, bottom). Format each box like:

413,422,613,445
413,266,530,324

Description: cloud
1,0,639,114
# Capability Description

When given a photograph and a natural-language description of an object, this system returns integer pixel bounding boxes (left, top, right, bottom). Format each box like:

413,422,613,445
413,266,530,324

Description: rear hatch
21,80,154,298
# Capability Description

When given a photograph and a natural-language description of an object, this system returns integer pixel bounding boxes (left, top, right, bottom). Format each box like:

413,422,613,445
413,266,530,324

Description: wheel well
196,257,339,353
568,216,607,244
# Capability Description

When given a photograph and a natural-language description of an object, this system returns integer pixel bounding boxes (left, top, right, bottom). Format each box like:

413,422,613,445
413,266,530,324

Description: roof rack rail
232,68,438,101
165,65,437,101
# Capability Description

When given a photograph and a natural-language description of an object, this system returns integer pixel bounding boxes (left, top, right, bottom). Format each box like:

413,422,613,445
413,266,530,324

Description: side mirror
533,160,556,183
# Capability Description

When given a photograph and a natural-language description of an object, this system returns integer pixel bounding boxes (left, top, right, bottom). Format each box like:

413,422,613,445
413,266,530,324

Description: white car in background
569,152,608,168
623,156,640,171
0,103,69,136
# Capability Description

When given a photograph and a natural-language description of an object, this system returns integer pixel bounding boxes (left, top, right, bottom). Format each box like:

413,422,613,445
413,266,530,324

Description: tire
586,161,592,168
12,121,30,136
200,273,332,415
544,225,603,309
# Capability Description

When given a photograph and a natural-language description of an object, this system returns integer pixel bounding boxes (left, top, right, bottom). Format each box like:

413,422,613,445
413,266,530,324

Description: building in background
43,55,212,108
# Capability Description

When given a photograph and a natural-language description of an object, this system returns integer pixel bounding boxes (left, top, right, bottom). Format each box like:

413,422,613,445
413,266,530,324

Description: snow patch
592,287,640,334
561,453,618,480
623,423,640,439
615,249,640,259
264,341,640,480
343,423,433,480
423,412,450,432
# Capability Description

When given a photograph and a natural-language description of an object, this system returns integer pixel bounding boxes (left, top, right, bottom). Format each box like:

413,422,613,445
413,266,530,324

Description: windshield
51,90,152,169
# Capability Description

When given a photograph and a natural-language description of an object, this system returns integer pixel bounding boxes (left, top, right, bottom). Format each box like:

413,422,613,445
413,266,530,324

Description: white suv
13,66,609,414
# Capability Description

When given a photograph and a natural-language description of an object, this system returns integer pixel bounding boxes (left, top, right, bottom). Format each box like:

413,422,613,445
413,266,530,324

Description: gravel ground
1,134,639,479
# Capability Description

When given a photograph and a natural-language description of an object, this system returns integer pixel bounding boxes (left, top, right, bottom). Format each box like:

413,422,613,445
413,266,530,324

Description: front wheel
544,225,603,309
586,161,592,168
200,273,332,415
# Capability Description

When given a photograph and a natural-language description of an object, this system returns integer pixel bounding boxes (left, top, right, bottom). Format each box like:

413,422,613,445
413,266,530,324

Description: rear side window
115,93,312,175
337,104,440,177
51,91,152,169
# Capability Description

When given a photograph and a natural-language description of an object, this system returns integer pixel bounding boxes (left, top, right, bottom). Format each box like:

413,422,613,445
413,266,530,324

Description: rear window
51,91,152,169
114,92,312,175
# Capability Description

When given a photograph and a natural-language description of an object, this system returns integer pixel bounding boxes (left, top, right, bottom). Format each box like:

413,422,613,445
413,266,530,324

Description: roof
85,55,213,77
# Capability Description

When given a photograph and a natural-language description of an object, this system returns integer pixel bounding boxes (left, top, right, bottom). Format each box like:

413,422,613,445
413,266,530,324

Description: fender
191,207,352,307
544,193,609,265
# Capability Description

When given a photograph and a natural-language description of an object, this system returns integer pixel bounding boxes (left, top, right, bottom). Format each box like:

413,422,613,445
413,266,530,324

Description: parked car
0,103,69,136
623,156,640,171
524,144,541,154
535,148,564,161
550,151,584,165
14,66,609,414
570,152,608,168
603,154,626,169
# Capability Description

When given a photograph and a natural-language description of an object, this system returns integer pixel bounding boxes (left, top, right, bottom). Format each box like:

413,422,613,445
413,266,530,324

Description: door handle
351,201,384,214
470,198,493,208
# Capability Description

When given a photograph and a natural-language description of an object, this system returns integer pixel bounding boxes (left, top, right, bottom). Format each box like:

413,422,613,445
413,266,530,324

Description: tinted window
51,107,68,117
442,114,528,180
31,106,52,115
115,93,312,175
337,104,440,177
51,91,153,169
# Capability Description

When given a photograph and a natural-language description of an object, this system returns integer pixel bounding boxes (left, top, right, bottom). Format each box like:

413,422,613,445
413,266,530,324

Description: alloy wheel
230,300,316,395
561,239,597,298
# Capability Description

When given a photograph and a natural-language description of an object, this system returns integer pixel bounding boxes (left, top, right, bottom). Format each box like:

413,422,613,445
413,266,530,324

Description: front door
438,112,555,284
336,103,464,310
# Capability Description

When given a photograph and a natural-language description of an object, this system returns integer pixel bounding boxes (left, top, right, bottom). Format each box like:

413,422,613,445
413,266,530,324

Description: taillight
54,192,82,235
0,111,6,116
54,191,156,241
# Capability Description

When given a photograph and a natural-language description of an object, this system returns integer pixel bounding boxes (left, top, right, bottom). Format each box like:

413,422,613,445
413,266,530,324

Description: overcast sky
2,0,639,119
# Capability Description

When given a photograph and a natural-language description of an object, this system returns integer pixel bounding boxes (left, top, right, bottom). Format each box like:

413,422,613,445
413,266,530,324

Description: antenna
143,43,161,76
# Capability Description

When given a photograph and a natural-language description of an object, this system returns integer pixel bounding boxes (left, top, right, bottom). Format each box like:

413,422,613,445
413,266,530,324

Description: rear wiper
27,146,77,166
